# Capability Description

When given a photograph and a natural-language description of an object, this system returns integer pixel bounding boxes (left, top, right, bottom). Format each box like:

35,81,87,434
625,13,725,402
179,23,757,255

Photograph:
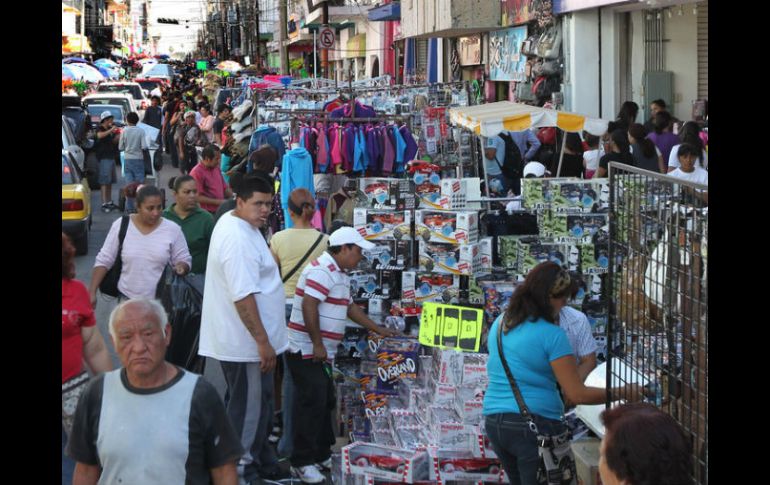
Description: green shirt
162,204,215,274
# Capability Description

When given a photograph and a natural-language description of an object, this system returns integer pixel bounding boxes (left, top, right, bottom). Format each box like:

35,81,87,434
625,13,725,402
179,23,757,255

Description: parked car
82,93,137,123
62,95,92,147
62,115,85,170
96,81,149,112
61,150,92,255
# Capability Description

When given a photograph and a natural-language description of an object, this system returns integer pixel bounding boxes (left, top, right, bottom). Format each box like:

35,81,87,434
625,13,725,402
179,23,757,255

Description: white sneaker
291,465,325,484
316,457,332,471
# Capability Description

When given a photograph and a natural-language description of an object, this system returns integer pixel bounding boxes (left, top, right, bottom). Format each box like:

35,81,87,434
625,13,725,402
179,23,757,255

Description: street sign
319,25,335,49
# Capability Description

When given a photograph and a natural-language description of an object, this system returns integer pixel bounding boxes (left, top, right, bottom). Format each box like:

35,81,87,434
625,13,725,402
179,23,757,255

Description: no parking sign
319,25,335,49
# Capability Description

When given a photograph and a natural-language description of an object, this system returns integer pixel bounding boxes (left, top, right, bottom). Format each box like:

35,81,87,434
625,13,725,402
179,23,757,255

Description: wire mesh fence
607,163,708,484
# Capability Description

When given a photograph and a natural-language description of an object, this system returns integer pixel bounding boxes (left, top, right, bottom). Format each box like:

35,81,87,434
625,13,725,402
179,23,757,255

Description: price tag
420,303,483,352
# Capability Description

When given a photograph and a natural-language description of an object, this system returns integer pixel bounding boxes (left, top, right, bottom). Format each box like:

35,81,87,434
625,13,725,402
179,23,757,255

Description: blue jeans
277,303,294,458
485,413,568,485
62,426,74,485
123,158,145,212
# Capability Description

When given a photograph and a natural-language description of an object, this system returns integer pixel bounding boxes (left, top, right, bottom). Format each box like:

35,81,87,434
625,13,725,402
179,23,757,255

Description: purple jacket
366,127,380,173
401,125,418,163
382,127,396,174
330,101,377,119
647,132,680,163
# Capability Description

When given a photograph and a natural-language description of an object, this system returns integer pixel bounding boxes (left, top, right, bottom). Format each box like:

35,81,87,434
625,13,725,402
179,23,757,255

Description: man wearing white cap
286,227,397,483
93,111,121,212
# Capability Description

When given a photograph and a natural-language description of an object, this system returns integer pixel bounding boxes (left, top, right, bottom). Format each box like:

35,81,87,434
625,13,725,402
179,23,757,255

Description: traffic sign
319,25,335,49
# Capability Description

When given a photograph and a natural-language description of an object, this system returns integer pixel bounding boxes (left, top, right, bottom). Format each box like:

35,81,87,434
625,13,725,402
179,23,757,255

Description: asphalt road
73,151,227,399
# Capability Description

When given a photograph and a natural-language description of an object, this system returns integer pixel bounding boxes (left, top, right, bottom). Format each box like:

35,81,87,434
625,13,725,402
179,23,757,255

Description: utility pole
321,0,328,79
81,0,86,53
255,0,261,70
279,0,288,75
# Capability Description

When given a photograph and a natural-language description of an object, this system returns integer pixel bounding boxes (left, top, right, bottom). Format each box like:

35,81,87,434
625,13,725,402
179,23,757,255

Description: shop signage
552,0,632,14
502,0,540,27
419,302,484,352
458,35,482,66
345,33,366,58
288,14,299,40
488,26,528,82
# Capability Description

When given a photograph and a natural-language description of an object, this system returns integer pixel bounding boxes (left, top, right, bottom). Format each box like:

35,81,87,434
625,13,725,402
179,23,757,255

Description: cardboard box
427,377,457,407
571,438,603,485
430,348,464,386
454,398,484,425
343,442,430,483
415,210,478,245
417,239,491,276
472,422,498,459
376,338,421,391
539,212,609,245
428,449,505,482
360,240,414,271
427,406,474,451
354,208,413,242
401,271,461,305
580,242,610,275
358,178,417,210
479,279,518,324
551,180,611,214
350,270,401,301
461,354,489,386
498,235,526,271
516,239,571,274
438,178,482,210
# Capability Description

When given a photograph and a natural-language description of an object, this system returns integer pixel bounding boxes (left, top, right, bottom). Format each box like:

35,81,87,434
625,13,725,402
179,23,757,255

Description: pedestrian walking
118,112,149,213
93,111,121,212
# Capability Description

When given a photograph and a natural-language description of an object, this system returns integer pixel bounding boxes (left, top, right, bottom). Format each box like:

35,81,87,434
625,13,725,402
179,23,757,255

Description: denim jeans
62,426,74,485
484,413,568,485
277,303,294,458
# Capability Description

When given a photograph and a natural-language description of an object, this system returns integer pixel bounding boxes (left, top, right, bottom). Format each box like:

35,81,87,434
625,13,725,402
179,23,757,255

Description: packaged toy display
402,271,461,304
376,338,421,391
358,178,417,210
415,210,479,245
360,240,414,271
355,209,413,241
551,180,610,213
418,238,491,276
429,449,506,483
343,442,430,483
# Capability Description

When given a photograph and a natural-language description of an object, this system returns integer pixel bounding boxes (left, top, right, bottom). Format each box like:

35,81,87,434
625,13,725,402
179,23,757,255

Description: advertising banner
488,26,528,82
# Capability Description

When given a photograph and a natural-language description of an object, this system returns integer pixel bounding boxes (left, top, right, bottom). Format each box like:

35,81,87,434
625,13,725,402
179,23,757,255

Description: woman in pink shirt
89,185,191,308
198,104,215,144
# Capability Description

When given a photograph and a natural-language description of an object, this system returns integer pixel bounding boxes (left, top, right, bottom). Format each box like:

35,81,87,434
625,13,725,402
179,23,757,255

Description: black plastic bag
156,266,206,374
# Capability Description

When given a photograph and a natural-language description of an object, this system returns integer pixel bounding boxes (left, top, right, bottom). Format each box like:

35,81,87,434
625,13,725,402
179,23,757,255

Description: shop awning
368,2,401,22
62,34,93,54
62,2,81,15
449,101,610,137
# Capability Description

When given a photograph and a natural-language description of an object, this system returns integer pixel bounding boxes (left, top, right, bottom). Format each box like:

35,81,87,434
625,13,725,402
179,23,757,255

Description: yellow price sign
420,302,483,352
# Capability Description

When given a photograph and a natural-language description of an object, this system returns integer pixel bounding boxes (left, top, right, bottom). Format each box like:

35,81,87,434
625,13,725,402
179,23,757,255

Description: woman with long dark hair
614,101,639,133
483,262,643,485
628,123,664,173
595,129,634,178
646,111,680,163
555,132,585,178
668,121,708,172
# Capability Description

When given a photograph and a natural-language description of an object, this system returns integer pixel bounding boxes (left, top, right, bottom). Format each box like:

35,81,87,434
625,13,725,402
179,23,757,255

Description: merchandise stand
606,163,708,485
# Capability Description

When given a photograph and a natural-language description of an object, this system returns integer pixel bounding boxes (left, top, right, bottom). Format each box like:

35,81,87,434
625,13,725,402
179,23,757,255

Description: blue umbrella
66,63,105,83
62,65,76,80
95,58,119,68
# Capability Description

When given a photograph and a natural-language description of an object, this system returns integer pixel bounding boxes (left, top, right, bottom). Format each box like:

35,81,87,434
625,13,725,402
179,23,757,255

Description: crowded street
62,1,707,485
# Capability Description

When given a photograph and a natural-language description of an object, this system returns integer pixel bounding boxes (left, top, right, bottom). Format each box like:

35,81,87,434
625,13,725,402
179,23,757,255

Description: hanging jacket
382,127,396,175
401,125,418,163
345,126,356,173
353,127,367,173
330,126,342,168
317,125,330,173
248,126,286,172
359,128,370,171
392,125,407,173
330,101,376,119
281,147,315,228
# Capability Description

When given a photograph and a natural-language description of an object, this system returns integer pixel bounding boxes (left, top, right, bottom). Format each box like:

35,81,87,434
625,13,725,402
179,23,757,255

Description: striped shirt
559,306,598,360
288,251,350,360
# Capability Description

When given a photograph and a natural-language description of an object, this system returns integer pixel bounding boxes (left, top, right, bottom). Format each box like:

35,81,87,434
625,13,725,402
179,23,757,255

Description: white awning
449,101,610,137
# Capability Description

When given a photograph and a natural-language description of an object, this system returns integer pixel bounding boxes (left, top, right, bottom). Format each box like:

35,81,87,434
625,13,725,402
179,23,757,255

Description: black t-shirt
558,153,585,178
213,118,225,137
66,369,242,484
631,145,660,173
599,151,634,172
142,106,162,129
93,126,118,160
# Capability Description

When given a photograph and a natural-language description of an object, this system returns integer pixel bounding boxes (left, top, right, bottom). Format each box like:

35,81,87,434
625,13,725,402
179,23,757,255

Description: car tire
74,230,89,256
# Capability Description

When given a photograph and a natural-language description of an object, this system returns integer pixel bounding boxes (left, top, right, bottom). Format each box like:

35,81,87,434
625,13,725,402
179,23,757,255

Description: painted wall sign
488,26,528,82
502,0,539,27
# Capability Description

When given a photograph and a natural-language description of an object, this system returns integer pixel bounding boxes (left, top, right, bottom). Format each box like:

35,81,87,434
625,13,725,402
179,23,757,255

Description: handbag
281,233,325,283
99,216,130,298
495,322,577,485
537,26,563,59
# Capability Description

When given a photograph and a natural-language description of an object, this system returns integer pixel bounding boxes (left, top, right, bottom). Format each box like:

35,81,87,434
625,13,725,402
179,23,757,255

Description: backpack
496,132,525,180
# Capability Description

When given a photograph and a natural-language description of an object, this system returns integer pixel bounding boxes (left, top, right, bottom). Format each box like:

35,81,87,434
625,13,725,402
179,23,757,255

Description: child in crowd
582,133,601,179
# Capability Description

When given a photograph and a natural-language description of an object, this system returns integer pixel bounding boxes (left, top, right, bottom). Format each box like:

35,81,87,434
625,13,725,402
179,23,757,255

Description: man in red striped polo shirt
286,227,397,483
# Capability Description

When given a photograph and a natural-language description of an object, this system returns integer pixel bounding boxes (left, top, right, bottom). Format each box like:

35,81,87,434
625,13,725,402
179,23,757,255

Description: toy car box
479,279,518,324
429,348,465,386
360,240,414,271
438,178,482,210
358,178,417,210
401,271,461,305
418,238,491,276
350,270,401,301
550,180,610,214
415,210,478,245
427,406,474,451
454,398,484,426
515,238,571,274
428,449,506,482
471,421,498,459
539,212,609,245
355,208,413,242
427,377,457,407
343,442,430,483
580,242,610,274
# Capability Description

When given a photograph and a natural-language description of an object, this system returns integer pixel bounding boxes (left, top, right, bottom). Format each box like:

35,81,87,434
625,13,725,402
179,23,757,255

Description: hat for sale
523,161,547,178
329,226,375,250
100,111,114,122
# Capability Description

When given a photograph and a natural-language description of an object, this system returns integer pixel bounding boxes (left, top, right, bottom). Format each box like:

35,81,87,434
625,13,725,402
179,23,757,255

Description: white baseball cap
523,161,547,178
100,111,114,122
329,226,375,250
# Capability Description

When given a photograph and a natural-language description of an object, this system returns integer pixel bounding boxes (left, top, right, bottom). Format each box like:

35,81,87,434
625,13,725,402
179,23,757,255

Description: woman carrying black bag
483,262,645,485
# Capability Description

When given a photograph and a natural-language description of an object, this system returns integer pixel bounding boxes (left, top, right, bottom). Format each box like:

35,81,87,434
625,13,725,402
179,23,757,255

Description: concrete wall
366,21,384,78
565,10,602,118
664,8,698,121
401,0,499,38
630,11,646,116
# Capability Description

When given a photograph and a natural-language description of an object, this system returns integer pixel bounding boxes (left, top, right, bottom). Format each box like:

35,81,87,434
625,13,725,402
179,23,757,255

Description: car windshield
144,64,174,78
97,84,143,100
62,154,76,185
85,97,131,114
86,105,125,124
137,80,159,91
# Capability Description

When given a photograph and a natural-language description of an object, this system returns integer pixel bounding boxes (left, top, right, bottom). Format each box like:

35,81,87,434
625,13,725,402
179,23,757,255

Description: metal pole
81,0,86,54
279,0,288,75
321,1,329,79
314,30,318,79
255,0,261,70
556,129,568,177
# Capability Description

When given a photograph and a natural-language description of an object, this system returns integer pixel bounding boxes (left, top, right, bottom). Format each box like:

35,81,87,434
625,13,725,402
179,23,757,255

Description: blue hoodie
248,126,286,172
281,147,315,228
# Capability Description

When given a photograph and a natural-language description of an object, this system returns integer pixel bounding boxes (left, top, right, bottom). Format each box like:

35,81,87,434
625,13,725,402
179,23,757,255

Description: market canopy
449,101,610,137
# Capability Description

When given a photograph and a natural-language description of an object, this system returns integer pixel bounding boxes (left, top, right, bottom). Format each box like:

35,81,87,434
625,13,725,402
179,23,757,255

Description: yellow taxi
62,150,92,254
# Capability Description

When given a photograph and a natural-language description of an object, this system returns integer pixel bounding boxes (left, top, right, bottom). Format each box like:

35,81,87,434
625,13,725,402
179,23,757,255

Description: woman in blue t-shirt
483,262,643,485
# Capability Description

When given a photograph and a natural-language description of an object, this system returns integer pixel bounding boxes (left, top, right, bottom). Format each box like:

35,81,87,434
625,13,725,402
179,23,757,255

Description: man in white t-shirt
286,227,397,483
199,172,289,484
668,143,708,204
